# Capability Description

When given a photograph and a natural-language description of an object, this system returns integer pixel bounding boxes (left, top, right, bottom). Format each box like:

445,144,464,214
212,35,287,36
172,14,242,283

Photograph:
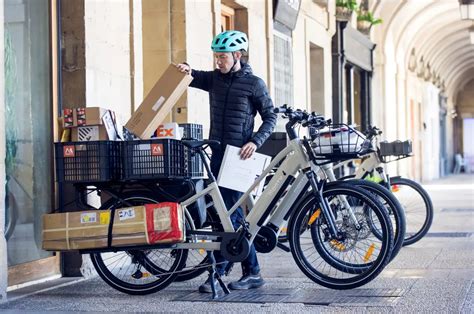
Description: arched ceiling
371,0,474,105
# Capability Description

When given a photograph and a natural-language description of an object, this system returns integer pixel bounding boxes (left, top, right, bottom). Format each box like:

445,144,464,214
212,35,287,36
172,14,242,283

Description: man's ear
234,51,242,60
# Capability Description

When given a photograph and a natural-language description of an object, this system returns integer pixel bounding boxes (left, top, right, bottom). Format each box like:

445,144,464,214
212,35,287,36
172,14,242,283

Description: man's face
214,52,240,73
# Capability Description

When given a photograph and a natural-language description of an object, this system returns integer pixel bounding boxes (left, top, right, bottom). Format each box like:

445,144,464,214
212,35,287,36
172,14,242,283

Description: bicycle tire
389,177,433,246
288,183,394,290
173,205,224,281
343,179,406,262
4,192,17,240
90,192,188,295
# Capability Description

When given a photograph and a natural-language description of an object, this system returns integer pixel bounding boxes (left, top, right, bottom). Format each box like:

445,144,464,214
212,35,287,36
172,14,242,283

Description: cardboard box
70,110,119,141
42,203,185,251
75,107,108,126
153,123,183,140
125,64,193,139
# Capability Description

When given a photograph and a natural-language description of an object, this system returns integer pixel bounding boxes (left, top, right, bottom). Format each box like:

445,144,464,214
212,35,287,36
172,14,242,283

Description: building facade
1,0,471,299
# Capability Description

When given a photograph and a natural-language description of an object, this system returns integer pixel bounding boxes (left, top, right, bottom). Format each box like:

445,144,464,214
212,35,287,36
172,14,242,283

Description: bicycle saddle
181,139,220,149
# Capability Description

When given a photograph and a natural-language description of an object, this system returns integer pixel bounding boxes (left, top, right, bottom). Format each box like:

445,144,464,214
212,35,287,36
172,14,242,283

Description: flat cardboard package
71,125,109,141
42,203,184,251
125,64,193,139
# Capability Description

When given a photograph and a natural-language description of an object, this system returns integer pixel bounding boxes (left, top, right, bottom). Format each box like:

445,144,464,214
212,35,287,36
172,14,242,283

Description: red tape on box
145,203,182,244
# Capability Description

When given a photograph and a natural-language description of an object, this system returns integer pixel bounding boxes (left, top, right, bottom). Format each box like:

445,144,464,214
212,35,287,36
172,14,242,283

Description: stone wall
84,0,132,125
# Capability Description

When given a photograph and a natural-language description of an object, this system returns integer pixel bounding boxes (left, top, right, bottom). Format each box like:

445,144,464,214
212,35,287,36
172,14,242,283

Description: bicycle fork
320,164,361,230
306,171,343,239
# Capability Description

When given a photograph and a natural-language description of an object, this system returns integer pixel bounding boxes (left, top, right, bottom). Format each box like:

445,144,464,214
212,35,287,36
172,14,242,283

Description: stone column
0,0,8,302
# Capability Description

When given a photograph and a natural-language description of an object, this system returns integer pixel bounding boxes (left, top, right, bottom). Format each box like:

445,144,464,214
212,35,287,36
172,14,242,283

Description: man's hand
240,142,257,160
176,63,191,74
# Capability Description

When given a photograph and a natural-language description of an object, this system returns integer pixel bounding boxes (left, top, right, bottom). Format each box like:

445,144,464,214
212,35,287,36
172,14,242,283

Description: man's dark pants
210,149,260,276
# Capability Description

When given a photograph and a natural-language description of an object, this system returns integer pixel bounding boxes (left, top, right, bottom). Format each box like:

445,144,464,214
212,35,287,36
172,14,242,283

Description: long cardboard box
42,203,184,251
125,64,193,139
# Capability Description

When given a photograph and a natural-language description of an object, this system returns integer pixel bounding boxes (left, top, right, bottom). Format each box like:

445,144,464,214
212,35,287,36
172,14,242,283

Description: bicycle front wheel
389,177,433,246
288,183,394,290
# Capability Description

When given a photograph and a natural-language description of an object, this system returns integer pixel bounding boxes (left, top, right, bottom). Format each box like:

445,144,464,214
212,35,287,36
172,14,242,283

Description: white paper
217,145,272,195
102,110,118,140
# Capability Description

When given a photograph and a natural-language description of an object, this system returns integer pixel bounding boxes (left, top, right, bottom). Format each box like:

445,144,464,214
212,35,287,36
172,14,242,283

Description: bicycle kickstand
206,251,230,299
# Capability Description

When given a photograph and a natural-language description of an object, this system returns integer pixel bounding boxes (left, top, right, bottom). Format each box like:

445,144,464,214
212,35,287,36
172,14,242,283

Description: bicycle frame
176,137,318,251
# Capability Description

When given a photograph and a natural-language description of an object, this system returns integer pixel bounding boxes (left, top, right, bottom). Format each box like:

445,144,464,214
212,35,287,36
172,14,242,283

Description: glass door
4,0,57,284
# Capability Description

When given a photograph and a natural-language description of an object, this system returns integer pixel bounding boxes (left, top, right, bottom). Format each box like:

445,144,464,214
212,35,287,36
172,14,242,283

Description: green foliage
357,10,383,25
336,0,358,11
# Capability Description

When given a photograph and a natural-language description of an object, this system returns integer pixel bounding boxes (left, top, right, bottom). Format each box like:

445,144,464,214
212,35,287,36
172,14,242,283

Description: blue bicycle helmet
211,30,248,52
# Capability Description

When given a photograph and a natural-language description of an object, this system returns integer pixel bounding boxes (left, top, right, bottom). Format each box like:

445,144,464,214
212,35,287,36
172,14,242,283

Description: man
176,30,276,292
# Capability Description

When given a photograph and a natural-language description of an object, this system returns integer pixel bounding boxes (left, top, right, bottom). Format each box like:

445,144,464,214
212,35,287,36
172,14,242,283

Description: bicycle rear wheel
288,183,393,290
389,177,433,246
90,192,188,295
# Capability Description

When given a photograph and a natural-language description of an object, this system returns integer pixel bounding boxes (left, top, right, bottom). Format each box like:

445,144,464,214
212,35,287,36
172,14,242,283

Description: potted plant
357,10,383,35
336,0,358,21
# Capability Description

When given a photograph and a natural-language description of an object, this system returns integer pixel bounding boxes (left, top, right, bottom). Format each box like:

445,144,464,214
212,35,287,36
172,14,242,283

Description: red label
63,145,75,157
151,143,164,156
145,203,182,244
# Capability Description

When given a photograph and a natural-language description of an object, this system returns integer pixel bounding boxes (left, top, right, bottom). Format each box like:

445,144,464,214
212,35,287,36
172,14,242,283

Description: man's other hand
240,142,257,160
176,63,191,74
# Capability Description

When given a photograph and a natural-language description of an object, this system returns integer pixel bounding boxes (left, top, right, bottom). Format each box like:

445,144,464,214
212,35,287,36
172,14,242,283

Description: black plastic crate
55,141,122,183
179,123,203,140
179,124,204,178
123,139,190,180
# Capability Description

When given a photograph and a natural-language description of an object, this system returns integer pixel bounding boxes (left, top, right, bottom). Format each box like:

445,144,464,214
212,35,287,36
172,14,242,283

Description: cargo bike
50,111,395,297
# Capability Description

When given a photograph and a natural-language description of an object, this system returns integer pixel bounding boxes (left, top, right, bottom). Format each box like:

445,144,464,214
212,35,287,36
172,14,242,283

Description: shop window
221,4,235,31
310,43,325,114
273,31,293,107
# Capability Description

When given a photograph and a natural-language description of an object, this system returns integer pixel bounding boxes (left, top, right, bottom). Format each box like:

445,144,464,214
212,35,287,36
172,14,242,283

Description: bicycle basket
311,124,370,160
379,140,412,157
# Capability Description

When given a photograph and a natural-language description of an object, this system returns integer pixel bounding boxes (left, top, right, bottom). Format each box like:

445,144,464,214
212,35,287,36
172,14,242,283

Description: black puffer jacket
190,62,276,151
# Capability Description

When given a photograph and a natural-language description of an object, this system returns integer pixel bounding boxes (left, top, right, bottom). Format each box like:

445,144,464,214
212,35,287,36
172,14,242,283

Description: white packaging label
80,212,97,224
154,207,171,231
118,208,136,221
152,96,166,111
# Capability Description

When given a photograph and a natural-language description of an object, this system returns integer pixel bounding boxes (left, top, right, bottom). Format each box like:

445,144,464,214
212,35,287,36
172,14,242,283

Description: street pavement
0,174,473,313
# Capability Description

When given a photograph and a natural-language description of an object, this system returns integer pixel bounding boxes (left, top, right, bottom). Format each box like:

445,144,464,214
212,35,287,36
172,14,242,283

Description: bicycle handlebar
365,125,383,139
274,104,329,140
274,105,328,127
